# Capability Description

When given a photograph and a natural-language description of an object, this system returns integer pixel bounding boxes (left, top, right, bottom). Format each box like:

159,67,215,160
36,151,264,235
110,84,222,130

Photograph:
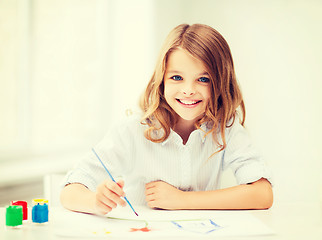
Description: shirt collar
161,122,209,146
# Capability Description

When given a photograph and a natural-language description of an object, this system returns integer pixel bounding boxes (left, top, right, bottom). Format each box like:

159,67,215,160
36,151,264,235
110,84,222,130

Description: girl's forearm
181,178,273,210
60,183,97,214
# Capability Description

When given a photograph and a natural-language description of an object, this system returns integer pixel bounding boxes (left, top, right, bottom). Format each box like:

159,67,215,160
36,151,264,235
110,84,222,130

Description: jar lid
32,198,49,206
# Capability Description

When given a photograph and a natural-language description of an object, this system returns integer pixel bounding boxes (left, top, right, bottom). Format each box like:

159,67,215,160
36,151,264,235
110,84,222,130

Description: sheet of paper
53,206,275,238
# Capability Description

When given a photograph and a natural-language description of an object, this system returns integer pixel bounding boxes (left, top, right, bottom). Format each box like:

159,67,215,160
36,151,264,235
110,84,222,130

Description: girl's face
164,48,211,123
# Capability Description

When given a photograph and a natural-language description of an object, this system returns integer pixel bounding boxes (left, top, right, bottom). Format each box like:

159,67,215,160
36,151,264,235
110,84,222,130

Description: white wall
108,0,156,120
0,0,112,157
154,0,322,203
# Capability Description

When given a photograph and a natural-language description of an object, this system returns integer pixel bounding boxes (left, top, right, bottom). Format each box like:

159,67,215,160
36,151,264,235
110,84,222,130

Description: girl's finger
106,180,125,197
116,179,125,188
96,198,113,214
101,187,126,207
144,187,154,196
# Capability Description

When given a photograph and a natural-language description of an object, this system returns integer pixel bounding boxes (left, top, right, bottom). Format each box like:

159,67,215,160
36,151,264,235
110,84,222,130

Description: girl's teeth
179,99,199,105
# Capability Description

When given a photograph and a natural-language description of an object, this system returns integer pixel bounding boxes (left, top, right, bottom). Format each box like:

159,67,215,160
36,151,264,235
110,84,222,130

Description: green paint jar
6,205,23,227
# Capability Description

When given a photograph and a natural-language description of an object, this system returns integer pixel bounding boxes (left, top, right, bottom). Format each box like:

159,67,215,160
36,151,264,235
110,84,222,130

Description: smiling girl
61,24,273,215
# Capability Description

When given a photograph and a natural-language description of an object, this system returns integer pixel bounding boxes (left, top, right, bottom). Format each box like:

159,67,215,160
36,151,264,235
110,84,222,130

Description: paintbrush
92,148,139,216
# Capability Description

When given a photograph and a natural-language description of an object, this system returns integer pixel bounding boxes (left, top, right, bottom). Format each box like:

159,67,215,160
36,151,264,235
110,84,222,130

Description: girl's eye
198,77,210,83
171,75,182,81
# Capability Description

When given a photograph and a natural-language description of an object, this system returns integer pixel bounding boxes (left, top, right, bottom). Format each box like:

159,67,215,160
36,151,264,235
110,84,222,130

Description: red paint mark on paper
130,227,152,232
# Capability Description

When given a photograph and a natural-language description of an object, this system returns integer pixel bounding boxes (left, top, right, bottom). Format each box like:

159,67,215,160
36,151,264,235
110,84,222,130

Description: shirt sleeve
222,121,273,185
62,118,132,191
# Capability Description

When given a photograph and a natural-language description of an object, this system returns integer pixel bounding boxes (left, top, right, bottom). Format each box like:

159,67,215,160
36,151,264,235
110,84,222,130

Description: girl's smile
164,48,211,122
176,98,202,107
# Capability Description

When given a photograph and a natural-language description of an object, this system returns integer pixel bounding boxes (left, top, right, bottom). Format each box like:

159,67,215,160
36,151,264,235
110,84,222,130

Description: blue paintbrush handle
92,148,138,216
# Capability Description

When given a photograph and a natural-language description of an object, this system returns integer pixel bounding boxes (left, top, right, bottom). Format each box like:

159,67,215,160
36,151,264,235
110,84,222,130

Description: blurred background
0,0,321,206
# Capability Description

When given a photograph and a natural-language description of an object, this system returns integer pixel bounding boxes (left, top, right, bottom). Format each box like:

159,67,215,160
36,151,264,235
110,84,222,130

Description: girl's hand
94,179,127,215
145,181,184,209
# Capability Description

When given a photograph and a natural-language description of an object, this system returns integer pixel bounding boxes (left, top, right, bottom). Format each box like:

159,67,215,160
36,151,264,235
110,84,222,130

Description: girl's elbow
266,187,274,208
60,184,77,209
60,187,69,208
252,178,274,209
258,183,274,209
260,190,273,209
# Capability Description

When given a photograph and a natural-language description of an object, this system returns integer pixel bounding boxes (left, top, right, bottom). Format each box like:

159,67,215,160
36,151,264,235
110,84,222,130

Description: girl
60,23,273,215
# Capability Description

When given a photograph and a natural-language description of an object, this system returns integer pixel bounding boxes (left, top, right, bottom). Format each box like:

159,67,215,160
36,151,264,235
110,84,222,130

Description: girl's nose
183,91,194,96
182,82,196,96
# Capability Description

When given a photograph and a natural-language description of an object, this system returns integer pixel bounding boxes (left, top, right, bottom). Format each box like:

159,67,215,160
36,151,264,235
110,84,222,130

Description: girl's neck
174,118,197,145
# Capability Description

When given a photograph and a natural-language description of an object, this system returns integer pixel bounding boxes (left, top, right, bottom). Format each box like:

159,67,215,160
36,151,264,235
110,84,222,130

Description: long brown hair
140,23,245,153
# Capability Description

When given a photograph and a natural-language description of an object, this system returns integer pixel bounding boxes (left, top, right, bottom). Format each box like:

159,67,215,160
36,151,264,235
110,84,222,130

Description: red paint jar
11,200,28,220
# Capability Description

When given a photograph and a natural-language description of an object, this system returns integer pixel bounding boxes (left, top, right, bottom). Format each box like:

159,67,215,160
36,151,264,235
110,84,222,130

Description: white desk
1,201,321,240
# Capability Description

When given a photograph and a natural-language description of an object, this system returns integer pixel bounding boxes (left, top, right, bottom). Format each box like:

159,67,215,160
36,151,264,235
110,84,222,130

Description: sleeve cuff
62,170,98,192
235,162,274,186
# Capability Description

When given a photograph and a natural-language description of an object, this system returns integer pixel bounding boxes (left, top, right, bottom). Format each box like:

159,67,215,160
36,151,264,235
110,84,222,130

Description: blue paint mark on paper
171,219,222,234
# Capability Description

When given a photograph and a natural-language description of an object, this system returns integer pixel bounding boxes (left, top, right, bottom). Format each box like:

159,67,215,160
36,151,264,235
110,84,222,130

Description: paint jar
32,203,49,224
11,200,28,220
6,205,23,228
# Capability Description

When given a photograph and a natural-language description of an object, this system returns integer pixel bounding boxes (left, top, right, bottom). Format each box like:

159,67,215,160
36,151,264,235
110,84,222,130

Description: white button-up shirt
64,114,272,205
